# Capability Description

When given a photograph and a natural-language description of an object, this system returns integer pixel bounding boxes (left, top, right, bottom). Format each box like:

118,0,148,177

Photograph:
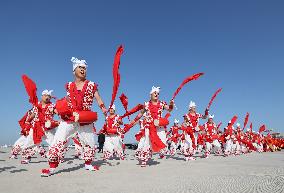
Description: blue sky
0,0,283,144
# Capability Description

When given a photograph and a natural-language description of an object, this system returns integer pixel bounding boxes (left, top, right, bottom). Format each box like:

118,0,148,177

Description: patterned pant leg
183,134,195,157
21,130,36,160
11,136,27,156
224,139,233,155
77,124,96,163
103,135,114,160
170,142,177,156
47,122,77,163
113,136,124,159
136,129,152,164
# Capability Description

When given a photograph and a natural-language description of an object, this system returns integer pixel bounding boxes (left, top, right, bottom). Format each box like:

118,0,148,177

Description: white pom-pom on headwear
236,123,241,127
189,101,196,109
71,57,88,71
42,89,53,96
174,119,179,124
150,86,160,95
208,114,214,119
109,104,116,110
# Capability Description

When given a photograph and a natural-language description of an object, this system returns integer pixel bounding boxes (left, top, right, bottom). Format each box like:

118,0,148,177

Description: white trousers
48,122,95,163
12,129,55,159
183,133,195,156
224,139,233,154
103,134,124,159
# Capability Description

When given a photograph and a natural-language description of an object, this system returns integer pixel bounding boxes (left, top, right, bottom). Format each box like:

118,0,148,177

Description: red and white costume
11,90,58,163
100,108,125,160
42,57,102,176
252,132,264,152
135,100,169,165
168,119,181,156
135,119,146,158
235,128,249,154
223,123,236,156
182,101,207,161
231,124,242,155
203,115,222,157
47,81,97,166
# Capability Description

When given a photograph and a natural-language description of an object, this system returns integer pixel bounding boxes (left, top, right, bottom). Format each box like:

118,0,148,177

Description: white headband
208,114,214,119
71,57,87,71
150,86,160,95
42,89,53,96
189,101,196,109
174,119,179,124
109,104,116,110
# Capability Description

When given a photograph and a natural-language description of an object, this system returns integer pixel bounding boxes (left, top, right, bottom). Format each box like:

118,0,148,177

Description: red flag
121,104,144,119
259,124,266,133
22,75,38,106
207,88,222,109
242,112,249,131
217,122,222,130
250,122,253,131
171,73,204,100
119,93,130,120
109,45,124,111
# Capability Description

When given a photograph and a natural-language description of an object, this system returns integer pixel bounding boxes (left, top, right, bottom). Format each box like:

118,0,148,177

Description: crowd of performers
9,46,284,177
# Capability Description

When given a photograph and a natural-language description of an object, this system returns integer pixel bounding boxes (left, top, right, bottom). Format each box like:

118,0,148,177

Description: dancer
41,57,107,177
126,86,174,167
182,101,208,161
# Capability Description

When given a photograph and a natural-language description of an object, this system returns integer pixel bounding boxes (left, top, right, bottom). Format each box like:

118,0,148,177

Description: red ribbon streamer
217,122,222,130
121,104,144,119
207,88,222,109
228,115,238,130
171,73,204,100
242,112,249,131
109,45,124,111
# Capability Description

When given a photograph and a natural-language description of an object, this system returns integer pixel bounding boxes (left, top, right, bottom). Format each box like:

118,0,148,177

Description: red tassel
171,73,204,100
207,88,222,109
